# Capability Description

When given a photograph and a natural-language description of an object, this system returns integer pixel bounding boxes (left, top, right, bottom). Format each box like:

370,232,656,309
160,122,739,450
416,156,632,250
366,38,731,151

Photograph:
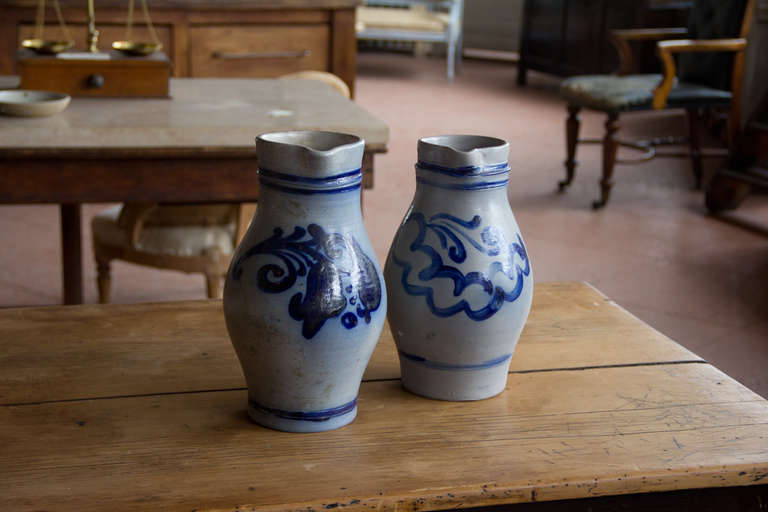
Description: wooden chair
356,0,464,81
92,203,255,301
91,72,349,303
558,0,756,209
278,70,351,98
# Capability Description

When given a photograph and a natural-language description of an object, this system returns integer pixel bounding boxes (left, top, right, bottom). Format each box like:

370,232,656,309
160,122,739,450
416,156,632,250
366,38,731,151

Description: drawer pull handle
212,50,312,60
86,74,105,89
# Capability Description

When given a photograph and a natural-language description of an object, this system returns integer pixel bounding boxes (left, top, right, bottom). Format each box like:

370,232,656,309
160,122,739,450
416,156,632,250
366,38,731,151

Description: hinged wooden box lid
17,49,170,98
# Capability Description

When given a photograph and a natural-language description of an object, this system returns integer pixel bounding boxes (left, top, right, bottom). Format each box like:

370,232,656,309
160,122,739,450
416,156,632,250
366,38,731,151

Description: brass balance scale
18,0,170,97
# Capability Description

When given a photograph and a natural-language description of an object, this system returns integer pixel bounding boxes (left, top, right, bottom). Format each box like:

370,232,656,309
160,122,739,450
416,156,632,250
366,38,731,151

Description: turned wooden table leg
60,203,84,305
593,113,620,209
361,151,374,212
560,105,581,191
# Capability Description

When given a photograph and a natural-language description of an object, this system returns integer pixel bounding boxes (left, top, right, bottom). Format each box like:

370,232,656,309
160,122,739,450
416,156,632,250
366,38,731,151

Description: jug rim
257,130,363,155
418,134,509,173
256,130,365,178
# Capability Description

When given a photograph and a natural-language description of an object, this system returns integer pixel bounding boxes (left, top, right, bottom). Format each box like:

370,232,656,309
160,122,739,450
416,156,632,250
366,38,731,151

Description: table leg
60,203,83,305
361,151,374,211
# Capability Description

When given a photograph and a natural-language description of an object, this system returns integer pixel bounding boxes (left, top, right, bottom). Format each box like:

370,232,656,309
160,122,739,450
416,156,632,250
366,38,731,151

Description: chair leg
560,105,581,191
446,38,455,81
687,108,704,189
205,273,223,299
96,259,112,304
593,113,620,209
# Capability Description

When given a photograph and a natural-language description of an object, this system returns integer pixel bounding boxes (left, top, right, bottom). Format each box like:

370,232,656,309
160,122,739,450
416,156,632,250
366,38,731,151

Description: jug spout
418,135,509,171
256,131,364,177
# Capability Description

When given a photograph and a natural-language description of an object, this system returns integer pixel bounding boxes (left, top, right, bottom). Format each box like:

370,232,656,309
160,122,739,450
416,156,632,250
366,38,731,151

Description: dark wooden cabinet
517,0,690,84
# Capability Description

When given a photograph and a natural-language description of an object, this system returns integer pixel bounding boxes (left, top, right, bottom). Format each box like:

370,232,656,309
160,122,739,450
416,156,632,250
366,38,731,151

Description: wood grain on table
0,282,700,405
1,282,767,512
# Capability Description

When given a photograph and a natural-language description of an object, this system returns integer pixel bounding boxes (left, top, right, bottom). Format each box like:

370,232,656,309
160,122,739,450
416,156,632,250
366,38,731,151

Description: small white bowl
0,90,71,117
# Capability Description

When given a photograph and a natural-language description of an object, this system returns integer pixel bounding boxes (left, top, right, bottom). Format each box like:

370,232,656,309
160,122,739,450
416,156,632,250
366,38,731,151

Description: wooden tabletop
0,77,389,155
0,0,362,9
1,282,767,512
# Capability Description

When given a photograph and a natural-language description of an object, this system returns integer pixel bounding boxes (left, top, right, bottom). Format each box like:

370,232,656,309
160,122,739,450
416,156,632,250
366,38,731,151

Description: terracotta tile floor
2,52,767,397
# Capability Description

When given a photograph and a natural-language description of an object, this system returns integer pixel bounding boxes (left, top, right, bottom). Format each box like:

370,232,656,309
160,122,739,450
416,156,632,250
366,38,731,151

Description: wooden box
17,49,170,97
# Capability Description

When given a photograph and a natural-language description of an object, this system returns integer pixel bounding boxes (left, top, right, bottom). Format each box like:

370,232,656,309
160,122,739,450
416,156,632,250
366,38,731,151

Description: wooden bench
356,0,464,80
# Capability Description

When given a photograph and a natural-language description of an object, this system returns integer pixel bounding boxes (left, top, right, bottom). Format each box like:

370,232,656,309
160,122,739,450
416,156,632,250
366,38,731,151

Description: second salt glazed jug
223,131,386,432
384,135,533,401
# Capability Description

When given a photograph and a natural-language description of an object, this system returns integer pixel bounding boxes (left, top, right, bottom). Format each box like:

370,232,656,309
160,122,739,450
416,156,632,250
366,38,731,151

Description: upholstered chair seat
92,205,237,258
91,203,245,302
561,75,732,113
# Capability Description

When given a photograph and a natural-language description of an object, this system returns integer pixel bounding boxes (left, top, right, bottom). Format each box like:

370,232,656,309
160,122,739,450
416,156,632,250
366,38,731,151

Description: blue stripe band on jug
260,180,361,195
416,161,509,177
416,177,508,190
258,167,362,186
249,397,358,422
398,350,512,371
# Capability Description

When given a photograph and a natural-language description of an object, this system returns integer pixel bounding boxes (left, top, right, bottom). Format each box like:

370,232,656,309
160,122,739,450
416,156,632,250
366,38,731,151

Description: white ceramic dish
0,90,71,117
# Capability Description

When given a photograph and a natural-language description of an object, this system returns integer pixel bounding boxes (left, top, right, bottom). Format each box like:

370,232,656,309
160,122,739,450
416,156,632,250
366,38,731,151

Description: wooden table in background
0,77,389,305
1,282,767,512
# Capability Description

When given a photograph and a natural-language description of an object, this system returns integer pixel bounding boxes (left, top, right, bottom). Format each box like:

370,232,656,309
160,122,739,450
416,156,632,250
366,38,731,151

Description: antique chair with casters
558,0,755,209
91,72,350,302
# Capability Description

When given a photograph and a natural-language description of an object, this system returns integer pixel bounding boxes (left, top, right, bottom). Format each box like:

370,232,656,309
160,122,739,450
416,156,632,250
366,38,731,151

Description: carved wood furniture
2,282,768,511
0,0,361,95
0,76,389,305
91,202,241,301
558,0,755,209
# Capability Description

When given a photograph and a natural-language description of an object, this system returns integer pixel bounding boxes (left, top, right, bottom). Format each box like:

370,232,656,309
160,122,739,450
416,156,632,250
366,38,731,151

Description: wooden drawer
18,23,172,57
189,25,330,78
18,52,170,97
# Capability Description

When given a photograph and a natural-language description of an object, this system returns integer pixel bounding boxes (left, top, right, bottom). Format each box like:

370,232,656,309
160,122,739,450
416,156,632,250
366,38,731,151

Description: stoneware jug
384,135,533,401
223,131,386,432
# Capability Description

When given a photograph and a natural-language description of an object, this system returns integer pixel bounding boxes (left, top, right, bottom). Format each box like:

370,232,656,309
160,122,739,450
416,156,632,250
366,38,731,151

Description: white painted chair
356,0,464,81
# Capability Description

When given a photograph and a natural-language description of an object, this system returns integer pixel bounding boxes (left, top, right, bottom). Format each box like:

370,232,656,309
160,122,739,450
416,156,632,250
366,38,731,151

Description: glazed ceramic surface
223,131,386,432
384,135,533,401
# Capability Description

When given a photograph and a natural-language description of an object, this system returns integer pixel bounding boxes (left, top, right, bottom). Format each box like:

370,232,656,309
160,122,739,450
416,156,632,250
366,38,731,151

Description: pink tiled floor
2,52,767,397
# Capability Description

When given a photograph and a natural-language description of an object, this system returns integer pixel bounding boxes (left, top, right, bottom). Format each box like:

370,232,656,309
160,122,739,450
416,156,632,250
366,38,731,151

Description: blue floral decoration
231,224,382,339
391,212,530,321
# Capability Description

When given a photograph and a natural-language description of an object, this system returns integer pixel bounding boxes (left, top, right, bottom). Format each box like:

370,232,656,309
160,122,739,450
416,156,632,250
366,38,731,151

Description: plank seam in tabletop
0,387,246,408
0,282,708,405
0,359,711,407
508,359,709,374
0,360,711,408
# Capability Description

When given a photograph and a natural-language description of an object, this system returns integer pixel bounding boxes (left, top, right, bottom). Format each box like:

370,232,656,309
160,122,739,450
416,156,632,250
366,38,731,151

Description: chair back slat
677,0,749,91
